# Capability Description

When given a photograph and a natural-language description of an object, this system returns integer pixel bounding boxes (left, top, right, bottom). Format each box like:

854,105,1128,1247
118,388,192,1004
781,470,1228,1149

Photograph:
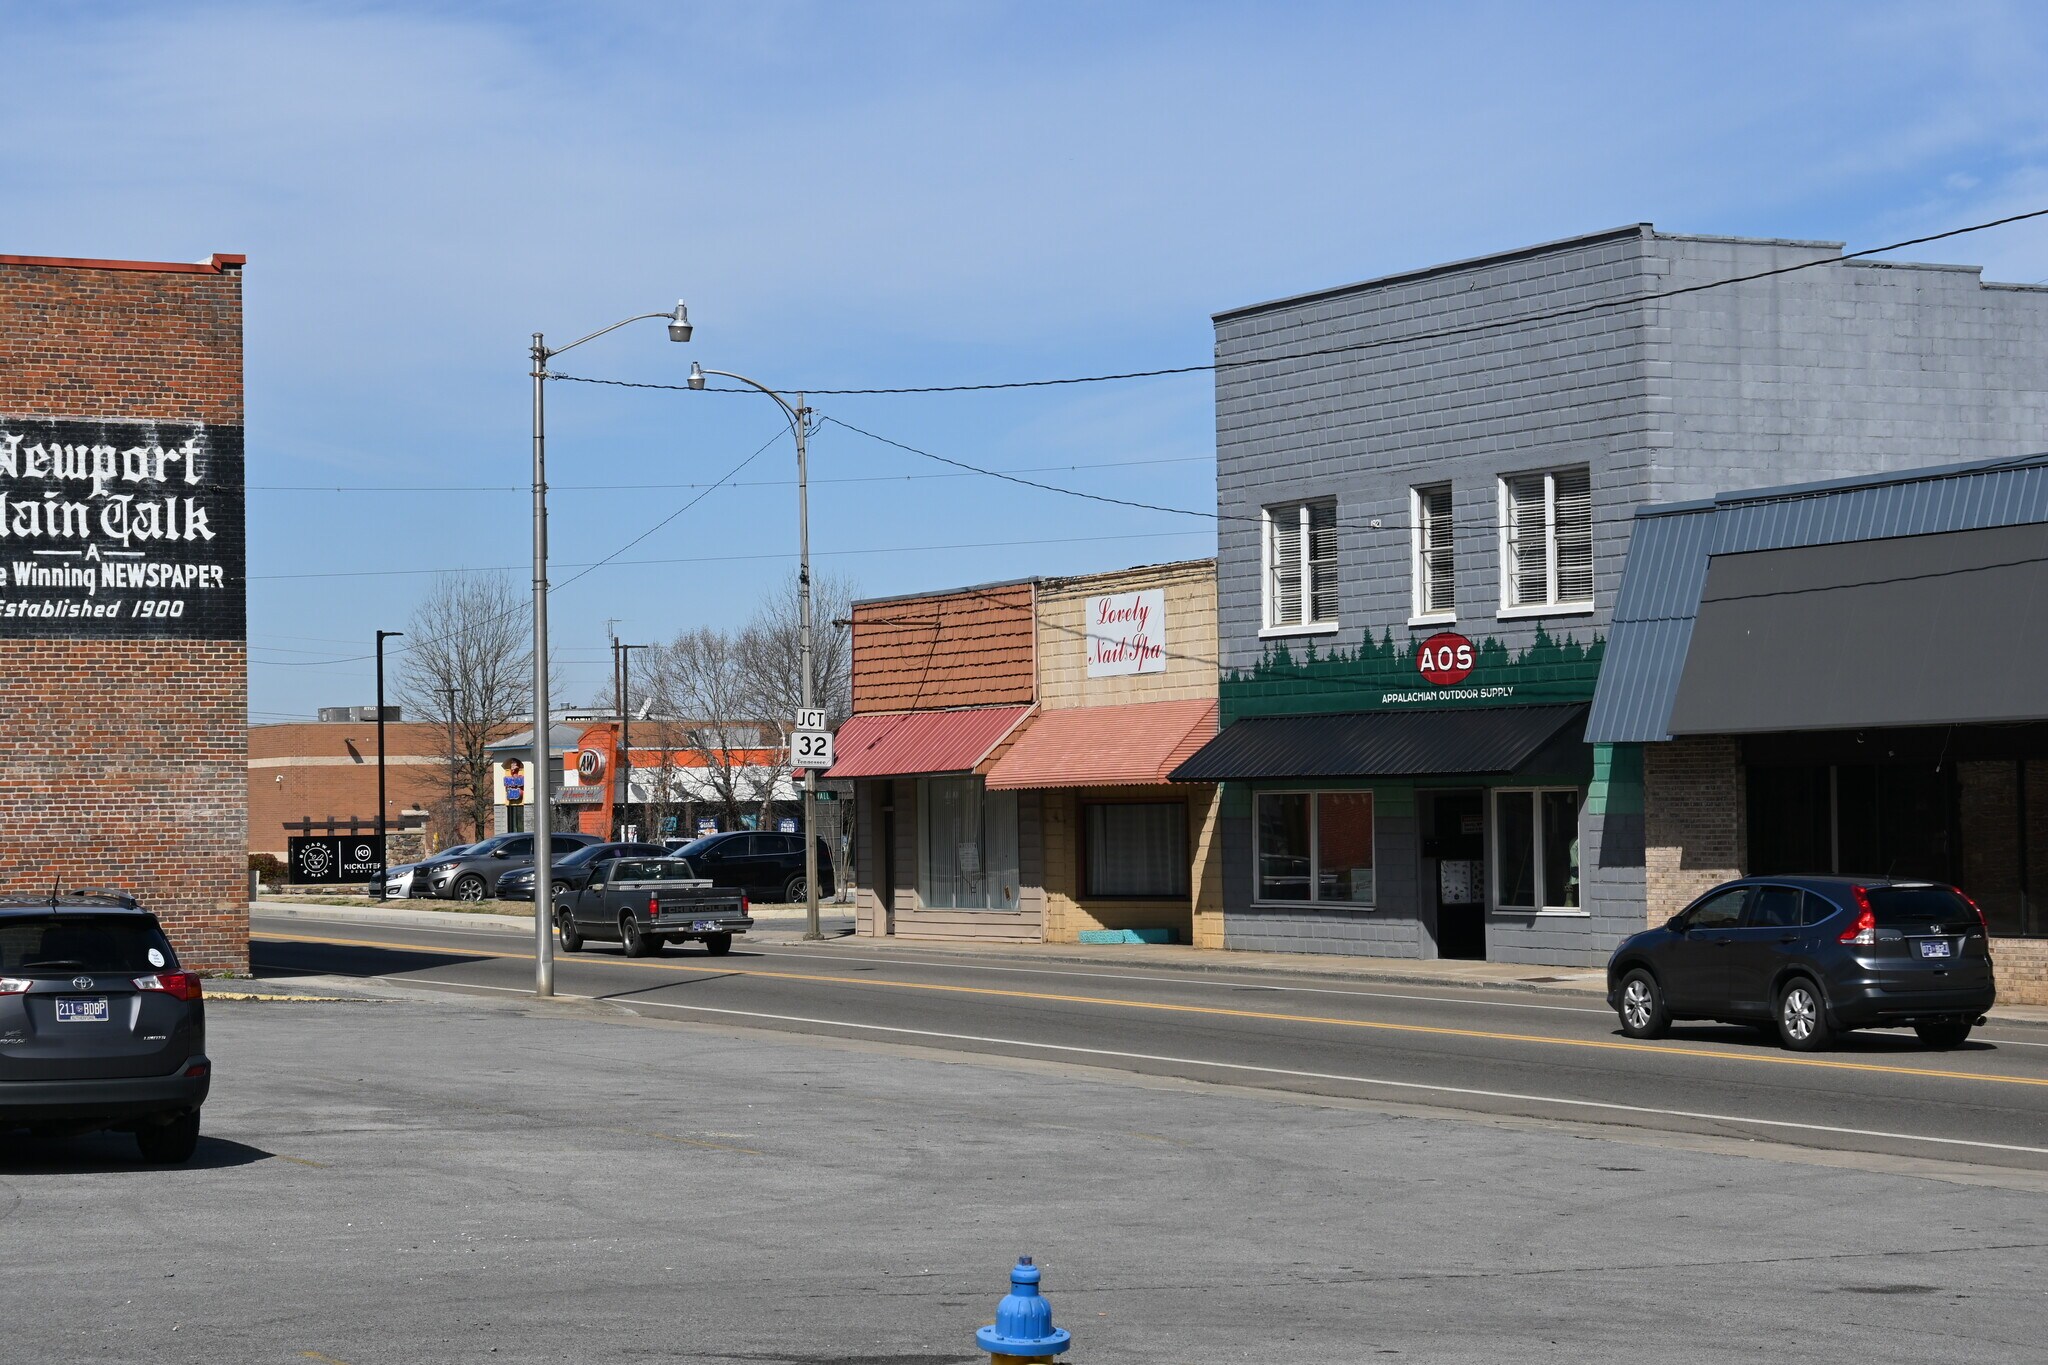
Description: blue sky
6,1,2048,718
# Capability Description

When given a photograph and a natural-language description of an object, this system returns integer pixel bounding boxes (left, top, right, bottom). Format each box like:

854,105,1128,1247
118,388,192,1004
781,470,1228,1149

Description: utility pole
375,630,404,899
618,641,646,842
440,684,460,843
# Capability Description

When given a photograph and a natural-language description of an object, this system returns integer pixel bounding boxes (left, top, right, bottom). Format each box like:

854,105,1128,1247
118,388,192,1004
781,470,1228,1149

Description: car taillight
1839,887,1877,945
741,893,750,914
648,893,660,917
1954,885,1990,936
134,971,203,1001
0,977,28,995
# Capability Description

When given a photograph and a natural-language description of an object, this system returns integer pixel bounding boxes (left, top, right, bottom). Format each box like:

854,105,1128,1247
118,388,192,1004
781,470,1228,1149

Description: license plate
55,997,110,1023
1918,939,1952,959
692,920,721,932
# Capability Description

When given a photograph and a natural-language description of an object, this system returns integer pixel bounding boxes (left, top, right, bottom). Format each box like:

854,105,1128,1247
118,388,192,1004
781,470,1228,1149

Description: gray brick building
1171,223,2048,965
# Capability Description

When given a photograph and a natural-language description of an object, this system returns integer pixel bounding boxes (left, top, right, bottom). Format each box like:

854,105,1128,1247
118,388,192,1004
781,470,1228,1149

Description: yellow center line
256,930,2048,1090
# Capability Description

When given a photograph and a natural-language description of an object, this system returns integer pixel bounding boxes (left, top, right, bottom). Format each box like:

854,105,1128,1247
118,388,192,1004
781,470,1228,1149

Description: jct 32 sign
0,418,245,639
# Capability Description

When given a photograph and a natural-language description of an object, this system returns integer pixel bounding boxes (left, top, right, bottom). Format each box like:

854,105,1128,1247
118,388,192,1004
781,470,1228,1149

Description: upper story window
1411,483,1455,621
1500,466,1593,613
1263,498,1338,633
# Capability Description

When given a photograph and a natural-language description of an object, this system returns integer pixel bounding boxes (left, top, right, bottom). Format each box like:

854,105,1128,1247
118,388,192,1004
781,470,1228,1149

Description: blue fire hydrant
976,1255,1072,1362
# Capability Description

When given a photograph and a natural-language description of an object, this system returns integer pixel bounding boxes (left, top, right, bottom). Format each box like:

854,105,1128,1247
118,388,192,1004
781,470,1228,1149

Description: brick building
249,716,466,860
0,252,248,969
834,560,1222,946
1177,225,2048,965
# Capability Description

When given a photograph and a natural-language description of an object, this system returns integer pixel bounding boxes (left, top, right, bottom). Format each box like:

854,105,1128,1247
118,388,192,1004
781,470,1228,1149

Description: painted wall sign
1086,588,1166,676
0,418,244,639
1222,627,1603,719
1416,631,1475,686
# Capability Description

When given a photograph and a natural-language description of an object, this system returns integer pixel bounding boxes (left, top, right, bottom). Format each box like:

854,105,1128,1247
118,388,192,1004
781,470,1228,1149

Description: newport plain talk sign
0,419,245,639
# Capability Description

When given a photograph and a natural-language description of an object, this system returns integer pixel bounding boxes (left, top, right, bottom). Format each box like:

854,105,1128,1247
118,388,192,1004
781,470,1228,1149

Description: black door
1660,886,1749,1013
879,804,896,935
1427,791,1487,960
1724,884,1803,1017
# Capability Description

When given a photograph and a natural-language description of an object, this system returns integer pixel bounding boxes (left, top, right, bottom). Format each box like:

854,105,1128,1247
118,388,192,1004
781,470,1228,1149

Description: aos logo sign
1416,631,1475,686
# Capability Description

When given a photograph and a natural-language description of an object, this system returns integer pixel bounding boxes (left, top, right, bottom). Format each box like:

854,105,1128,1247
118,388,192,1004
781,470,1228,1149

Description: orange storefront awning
823,705,1035,780
983,698,1218,790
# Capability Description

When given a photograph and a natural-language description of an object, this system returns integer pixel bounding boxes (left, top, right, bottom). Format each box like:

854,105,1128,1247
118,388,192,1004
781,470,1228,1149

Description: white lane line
750,946,1612,1014
621,998,2048,1159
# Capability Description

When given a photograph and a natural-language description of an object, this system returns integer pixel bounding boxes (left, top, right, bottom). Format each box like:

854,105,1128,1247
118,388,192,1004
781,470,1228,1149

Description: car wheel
782,874,807,904
556,912,583,953
135,1110,200,1164
552,880,570,900
1914,1017,1973,1049
702,933,733,956
1615,968,1669,1039
454,875,487,902
1776,978,1833,1051
620,914,654,957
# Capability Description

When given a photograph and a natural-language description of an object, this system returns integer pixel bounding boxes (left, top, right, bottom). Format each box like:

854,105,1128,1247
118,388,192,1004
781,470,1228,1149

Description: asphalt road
253,911,2048,1173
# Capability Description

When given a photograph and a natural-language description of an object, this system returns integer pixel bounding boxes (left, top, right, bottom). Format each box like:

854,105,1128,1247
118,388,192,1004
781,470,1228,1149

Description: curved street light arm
540,310,679,364
692,366,807,433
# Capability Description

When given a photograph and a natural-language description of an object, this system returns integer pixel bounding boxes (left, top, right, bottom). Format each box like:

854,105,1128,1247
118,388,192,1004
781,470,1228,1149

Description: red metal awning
823,705,1034,780
984,698,1218,789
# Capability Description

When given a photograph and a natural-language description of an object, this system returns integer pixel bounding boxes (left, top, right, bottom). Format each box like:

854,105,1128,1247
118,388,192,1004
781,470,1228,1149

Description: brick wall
0,255,246,970
1643,736,1744,924
1034,560,1217,710
249,721,468,855
1994,939,2048,1007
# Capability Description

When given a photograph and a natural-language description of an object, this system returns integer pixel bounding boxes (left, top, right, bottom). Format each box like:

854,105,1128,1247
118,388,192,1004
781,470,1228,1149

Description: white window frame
1410,483,1456,626
1251,789,1377,908
1490,785,1586,916
1260,498,1340,638
1496,467,1595,619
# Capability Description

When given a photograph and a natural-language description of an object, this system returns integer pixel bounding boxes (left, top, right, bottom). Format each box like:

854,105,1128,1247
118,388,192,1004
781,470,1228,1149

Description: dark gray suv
0,895,210,1162
419,831,602,901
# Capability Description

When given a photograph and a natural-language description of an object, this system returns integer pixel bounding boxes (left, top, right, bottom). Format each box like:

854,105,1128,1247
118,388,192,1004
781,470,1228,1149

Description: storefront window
1255,791,1374,906
1083,802,1188,899
1494,787,1580,911
918,776,1020,911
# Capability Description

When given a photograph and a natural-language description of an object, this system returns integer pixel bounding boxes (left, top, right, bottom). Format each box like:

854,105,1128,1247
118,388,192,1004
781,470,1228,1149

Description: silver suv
419,831,602,901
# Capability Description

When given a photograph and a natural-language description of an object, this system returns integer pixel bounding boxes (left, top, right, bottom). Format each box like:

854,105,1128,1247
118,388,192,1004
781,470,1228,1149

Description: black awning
1669,521,2048,735
1168,704,1587,782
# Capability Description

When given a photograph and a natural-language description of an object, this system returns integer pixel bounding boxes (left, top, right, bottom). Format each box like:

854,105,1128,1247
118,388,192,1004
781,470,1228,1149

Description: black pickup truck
554,857,753,957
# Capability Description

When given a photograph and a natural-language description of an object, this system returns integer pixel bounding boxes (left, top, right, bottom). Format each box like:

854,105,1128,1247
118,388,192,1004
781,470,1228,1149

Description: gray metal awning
1669,521,2048,735
1169,704,1586,782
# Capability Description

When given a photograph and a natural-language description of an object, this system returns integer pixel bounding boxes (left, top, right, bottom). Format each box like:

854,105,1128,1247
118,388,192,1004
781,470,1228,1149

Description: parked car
496,841,671,900
419,831,603,901
0,893,210,1162
668,831,836,903
1607,876,1996,1051
369,843,475,900
555,857,752,956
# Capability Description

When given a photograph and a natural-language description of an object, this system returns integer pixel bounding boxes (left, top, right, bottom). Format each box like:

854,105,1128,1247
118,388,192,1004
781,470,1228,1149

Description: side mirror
1666,916,1687,933
491,847,510,859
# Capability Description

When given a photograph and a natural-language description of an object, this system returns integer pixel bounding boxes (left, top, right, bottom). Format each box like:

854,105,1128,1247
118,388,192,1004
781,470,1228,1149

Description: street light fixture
682,353,825,943
529,303,690,997
375,630,404,900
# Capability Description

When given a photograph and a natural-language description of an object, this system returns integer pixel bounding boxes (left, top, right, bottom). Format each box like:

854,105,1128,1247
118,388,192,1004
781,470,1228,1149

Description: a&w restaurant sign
0,418,244,639
1086,588,1167,677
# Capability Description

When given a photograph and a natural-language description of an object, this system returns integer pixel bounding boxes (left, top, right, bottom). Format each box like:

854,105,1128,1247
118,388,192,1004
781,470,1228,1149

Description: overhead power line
549,207,2048,397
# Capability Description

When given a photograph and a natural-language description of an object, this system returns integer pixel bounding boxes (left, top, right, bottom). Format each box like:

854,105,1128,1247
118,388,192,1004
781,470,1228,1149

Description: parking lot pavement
5,990,2046,1365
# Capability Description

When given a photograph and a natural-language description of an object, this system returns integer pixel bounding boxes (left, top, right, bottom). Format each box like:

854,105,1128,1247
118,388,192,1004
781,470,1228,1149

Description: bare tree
737,569,857,750
394,573,532,842
637,628,776,831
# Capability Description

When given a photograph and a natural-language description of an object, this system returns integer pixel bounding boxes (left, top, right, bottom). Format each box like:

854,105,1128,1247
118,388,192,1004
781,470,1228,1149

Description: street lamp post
375,629,404,900
529,302,691,997
685,357,824,942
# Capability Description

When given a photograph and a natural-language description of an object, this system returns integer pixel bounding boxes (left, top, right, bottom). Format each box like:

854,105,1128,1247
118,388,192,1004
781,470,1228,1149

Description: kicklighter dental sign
1085,588,1167,677
0,419,245,639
